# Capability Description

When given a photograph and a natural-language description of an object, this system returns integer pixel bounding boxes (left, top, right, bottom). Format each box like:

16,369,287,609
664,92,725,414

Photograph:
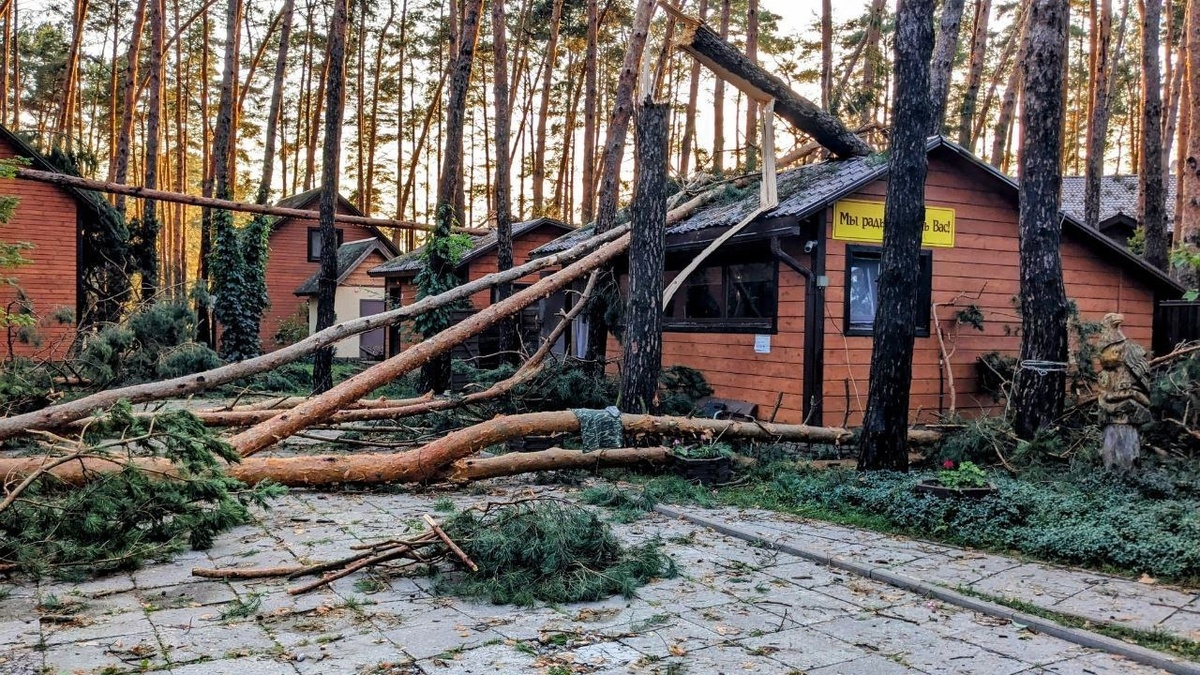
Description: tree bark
713,0,730,174
957,0,992,151
111,0,149,215
859,0,886,127
620,101,668,414
680,0,708,180
670,13,874,159
139,0,164,299
257,0,295,206
744,0,759,171
55,0,91,148
232,231,633,457
1084,0,1113,230
492,0,516,364
581,0,599,223
532,0,564,217
858,0,934,472
1012,0,1070,440
929,0,966,135
821,0,833,109
312,0,351,395
443,446,671,483
0,226,630,443
584,0,656,372
420,0,484,394
990,6,1029,168
1182,0,1200,278
1142,0,1170,270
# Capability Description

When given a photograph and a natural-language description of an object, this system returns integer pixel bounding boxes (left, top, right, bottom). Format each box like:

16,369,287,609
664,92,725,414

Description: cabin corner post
807,210,828,426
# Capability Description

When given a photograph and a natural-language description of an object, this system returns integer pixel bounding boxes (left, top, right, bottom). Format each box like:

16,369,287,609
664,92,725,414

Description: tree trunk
444,446,672,483
313,0,352,395
197,7,215,348
859,0,887,127
492,0,516,363
929,0,966,135
1012,0,1070,440
532,0,564,217
670,14,874,159
55,0,91,148
419,0,484,394
584,0,657,372
1084,0,1113,230
858,0,934,472
713,0,730,174
620,101,668,414
232,231,633,457
140,0,164,299
680,0,708,180
957,0,992,150
821,0,833,109
744,0,759,171
1142,0,1170,270
111,0,149,215
581,0,599,223
257,0,295,206
990,5,1030,168
0,226,630,444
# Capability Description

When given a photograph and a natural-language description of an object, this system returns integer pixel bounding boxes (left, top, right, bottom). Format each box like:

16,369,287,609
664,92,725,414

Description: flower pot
668,454,733,485
915,479,997,499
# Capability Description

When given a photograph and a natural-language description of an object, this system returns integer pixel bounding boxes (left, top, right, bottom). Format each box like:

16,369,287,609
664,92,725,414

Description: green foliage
78,301,221,385
273,304,310,347
1172,247,1200,301
976,352,1017,402
935,460,988,488
0,402,283,578
953,304,985,331
0,357,54,416
672,441,734,460
237,362,313,394
1127,227,1146,255
1067,301,1103,389
657,366,713,415
210,210,268,361
436,500,677,606
694,462,1200,583
414,207,473,340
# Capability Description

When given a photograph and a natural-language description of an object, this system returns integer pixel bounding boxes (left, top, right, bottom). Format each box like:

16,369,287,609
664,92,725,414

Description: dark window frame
842,244,933,338
307,227,345,262
663,259,779,335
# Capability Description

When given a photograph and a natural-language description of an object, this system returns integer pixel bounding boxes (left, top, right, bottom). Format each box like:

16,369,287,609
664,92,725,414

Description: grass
953,586,1200,663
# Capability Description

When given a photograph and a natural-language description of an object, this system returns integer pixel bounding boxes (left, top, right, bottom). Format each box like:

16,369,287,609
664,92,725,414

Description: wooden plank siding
819,154,1155,427
0,135,78,359
261,208,378,350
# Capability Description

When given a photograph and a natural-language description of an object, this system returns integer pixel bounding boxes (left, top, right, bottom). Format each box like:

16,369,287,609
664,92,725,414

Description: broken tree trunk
0,414,943,488
663,4,872,158
443,446,672,482
7,167,482,235
230,234,634,456
0,226,629,443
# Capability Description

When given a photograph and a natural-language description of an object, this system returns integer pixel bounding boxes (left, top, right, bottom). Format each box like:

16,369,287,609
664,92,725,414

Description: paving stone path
0,486,1184,674
662,506,1200,644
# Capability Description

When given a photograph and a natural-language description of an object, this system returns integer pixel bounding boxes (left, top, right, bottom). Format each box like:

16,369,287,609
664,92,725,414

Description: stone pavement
0,485,1184,675
658,506,1200,644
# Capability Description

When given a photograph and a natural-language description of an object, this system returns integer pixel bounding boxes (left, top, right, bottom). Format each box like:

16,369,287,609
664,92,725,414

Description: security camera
803,240,818,254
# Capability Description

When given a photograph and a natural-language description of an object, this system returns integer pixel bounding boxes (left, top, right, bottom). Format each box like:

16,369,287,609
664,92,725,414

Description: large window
307,228,344,262
664,261,777,333
844,245,932,337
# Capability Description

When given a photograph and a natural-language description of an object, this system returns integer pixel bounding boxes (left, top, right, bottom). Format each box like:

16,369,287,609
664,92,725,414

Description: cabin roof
268,188,400,256
1059,174,1176,232
0,125,115,222
294,238,394,296
368,216,574,277
530,136,1184,295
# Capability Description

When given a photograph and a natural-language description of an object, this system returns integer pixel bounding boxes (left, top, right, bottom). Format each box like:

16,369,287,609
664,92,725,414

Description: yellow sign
832,199,955,248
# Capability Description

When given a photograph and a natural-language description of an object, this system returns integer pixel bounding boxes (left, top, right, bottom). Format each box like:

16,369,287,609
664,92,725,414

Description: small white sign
754,334,771,354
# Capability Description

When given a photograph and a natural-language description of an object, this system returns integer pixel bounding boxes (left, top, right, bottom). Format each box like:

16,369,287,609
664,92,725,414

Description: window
307,228,344,262
843,245,933,337
664,261,778,333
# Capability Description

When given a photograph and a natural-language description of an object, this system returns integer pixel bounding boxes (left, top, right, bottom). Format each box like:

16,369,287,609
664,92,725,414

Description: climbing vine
209,210,270,362
413,206,473,338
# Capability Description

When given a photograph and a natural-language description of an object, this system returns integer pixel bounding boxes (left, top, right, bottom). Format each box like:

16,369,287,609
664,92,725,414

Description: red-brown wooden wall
0,135,78,359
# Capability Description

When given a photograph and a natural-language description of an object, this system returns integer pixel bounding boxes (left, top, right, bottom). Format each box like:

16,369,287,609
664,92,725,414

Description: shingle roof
529,136,1184,295
295,238,393,295
267,190,400,256
1059,174,1177,229
369,217,574,276
0,125,114,222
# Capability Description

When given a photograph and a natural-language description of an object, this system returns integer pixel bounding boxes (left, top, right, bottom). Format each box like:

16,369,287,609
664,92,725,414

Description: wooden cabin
294,238,395,359
262,189,399,351
368,217,575,357
0,126,111,359
535,137,1183,427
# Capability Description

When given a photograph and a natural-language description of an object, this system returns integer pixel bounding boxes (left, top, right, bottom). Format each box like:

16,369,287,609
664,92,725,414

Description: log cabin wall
0,134,79,359
261,202,379,351
820,151,1156,427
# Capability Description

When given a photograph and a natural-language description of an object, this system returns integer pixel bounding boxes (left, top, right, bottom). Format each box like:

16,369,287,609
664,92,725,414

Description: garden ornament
1094,313,1152,472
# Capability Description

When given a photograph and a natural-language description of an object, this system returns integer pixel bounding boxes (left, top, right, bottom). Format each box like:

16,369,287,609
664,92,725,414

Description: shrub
78,301,218,385
0,357,54,416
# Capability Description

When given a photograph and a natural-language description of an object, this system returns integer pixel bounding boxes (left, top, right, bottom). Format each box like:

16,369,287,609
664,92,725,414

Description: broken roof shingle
295,238,391,295
370,217,573,276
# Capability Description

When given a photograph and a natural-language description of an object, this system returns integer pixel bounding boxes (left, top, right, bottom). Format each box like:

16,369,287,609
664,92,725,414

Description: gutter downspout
771,234,825,425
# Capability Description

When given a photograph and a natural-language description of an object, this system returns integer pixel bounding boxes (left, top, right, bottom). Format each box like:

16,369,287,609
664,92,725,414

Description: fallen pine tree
0,411,940,487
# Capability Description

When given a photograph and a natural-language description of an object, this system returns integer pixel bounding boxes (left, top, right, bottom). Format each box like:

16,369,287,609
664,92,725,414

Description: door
359,299,386,360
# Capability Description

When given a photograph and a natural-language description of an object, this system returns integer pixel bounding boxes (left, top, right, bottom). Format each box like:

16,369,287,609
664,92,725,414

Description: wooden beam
6,167,487,235
662,1,873,158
